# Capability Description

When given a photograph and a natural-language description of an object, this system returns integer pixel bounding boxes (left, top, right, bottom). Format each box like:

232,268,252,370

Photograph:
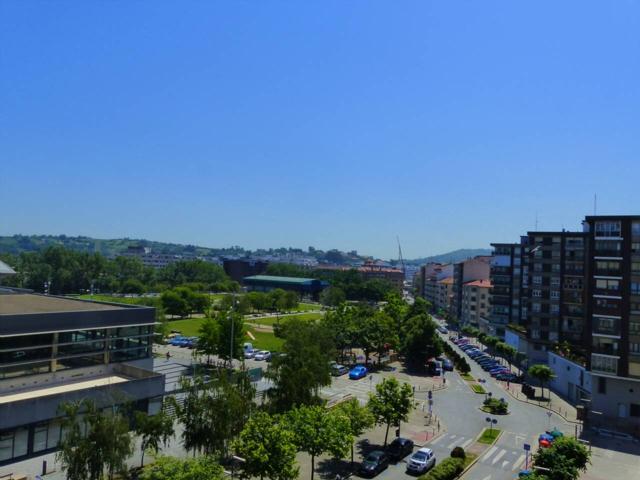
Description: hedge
418,457,464,480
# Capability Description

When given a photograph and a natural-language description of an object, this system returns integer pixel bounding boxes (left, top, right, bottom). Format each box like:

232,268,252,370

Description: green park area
477,428,501,445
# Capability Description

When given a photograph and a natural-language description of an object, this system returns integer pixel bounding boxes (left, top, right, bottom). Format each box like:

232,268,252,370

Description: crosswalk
429,434,526,472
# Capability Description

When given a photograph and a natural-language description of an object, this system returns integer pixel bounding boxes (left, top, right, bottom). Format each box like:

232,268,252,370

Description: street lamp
485,416,498,433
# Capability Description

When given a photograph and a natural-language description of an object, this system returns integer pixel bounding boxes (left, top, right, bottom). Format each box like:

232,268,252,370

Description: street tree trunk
311,454,315,480
384,422,390,446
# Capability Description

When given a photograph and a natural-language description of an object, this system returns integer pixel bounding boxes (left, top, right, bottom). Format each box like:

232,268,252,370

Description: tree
320,286,346,306
367,378,414,446
140,455,225,480
134,407,174,468
528,364,555,399
320,304,357,363
287,405,352,480
266,319,335,412
533,436,591,480
195,317,219,364
121,278,146,294
400,314,442,371
161,290,189,318
56,399,133,480
233,411,299,480
334,398,375,467
367,311,398,365
172,372,255,457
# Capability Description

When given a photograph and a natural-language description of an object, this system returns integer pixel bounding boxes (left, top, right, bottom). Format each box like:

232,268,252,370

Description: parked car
490,368,510,377
349,365,368,380
496,373,522,382
244,349,256,359
406,447,436,475
387,437,414,462
443,359,454,371
331,364,349,376
359,450,389,477
482,363,500,371
437,326,448,334
254,350,271,361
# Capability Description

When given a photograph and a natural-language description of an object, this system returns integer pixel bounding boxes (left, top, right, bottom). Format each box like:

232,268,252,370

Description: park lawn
246,328,284,351
167,317,205,336
471,384,486,394
295,302,322,312
477,428,502,445
78,294,159,307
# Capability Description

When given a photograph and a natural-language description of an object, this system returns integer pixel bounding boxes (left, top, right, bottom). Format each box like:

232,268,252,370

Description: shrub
419,457,464,480
483,397,508,414
450,446,466,459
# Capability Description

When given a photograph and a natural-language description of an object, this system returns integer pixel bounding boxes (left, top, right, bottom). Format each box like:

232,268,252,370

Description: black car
359,450,389,477
387,437,414,462
442,359,454,371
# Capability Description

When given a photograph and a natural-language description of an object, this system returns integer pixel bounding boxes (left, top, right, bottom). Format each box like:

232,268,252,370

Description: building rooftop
243,275,320,284
438,277,454,285
0,260,16,276
464,279,492,288
0,294,127,315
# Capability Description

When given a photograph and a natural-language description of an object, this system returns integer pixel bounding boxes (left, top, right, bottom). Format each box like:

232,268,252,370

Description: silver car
406,447,436,474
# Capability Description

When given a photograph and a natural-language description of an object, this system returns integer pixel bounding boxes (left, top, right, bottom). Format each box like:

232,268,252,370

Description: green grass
471,384,486,394
78,294,159,307
248,312,323,326
477,428,502,445
460,372,475,381
246,328,284,351
462,453,479,469
295,302,322,312
167,317,205,336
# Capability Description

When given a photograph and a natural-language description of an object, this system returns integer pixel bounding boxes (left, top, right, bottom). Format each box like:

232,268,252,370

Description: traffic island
480,397,509,415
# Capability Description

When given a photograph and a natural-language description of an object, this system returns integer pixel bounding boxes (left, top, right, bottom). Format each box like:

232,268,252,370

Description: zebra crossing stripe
429,434,445,445
491,449,507,465
481,446,498,462
513,454,526,470
461,438,473,449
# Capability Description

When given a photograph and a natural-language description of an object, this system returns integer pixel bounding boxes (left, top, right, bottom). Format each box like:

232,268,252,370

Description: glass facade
0,326,153,379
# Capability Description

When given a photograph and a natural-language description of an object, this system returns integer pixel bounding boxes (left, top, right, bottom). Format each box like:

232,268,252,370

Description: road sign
524,443,531,451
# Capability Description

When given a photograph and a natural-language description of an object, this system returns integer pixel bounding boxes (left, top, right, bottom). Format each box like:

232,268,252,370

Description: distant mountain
404,248,492,266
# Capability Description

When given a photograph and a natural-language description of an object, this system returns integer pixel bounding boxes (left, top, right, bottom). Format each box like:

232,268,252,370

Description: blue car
349,365,368,380
169,336,185,346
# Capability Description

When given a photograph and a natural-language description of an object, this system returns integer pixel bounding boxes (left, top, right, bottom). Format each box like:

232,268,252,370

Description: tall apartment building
583,216,640,427
452,256,491,323
461,279,491,327
420,263,453,311
436,277,454,313
486,243,525,337
525,231,587,363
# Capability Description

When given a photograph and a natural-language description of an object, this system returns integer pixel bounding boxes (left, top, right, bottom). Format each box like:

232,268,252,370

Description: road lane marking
502,460,510,469
461,438,473,449
447,437,464,449
513,454,525,470
491,449,507,465
481,476,492,480
430,434,445,445
481,446,498,462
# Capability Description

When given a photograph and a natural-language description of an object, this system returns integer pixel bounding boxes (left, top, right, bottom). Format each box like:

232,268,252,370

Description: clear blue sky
2,1,639,259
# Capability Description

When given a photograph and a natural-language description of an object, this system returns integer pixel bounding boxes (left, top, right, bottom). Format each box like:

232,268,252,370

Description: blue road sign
524,443,531,451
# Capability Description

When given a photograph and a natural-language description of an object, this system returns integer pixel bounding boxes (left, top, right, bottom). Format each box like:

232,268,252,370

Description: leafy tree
121,278,146,294
528,364,555,399
233,411,299,480
287,405,352,480
140,455,225,480
281,290,300,311
134,407,174,467
400,314,442,371
161,290,189,318
157,259,229,288
266,319,335,412
334,398,375,467
320,286,346,306
195,317,219,364
367,378,414,446
172,372,255,456
533,436,591,480
56,399,133,480
320,304,356,363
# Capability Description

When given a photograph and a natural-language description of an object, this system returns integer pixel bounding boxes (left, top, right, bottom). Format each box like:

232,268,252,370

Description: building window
595,221,621,237
551,277,561,288
598,377,607,394
532,290,542,297
630,343,640,355
631,404,640,417
551,290,560,299
633,222,640,237
534,263,543,272
596,278,620,292
533,276,542,285
632,283,640,295
532,303,541,313
550,304,560,314
592,355,617,375
633,242,640,254
595,240,622,254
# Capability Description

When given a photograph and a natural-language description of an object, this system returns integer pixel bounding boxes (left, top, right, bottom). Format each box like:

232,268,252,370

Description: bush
450,446,466,459
419,457,464,480
483,398,508,414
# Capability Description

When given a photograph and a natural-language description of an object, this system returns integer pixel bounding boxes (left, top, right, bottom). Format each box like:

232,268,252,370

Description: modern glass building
0,290,164,466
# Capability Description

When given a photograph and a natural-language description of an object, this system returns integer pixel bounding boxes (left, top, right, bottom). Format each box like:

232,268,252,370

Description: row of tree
0,245,238,294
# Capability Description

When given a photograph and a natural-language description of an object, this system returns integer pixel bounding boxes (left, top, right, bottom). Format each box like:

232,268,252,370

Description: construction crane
396,236,406,275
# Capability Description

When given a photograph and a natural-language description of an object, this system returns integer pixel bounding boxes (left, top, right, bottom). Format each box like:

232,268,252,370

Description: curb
498,382,580,425
415,428,448,448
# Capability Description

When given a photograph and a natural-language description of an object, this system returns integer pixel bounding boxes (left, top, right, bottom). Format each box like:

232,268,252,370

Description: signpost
485,416,498,433
524,443,531,469
546,410,553,429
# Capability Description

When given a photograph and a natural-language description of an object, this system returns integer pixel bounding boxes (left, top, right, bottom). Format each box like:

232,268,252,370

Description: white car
406,447,436,474
254,350,271,361
244,349,256,359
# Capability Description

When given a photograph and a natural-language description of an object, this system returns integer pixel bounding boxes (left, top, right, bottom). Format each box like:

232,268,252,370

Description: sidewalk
496,380,579,423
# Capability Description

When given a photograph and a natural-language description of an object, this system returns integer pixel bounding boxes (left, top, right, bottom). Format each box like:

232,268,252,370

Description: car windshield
412,452,427,461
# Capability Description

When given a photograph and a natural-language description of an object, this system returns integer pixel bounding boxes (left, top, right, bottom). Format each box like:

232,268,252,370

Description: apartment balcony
591,343,619,356
594,268,622,277
490,296,510,307
593,250,623,258
590,354,618,376
592,317,621,337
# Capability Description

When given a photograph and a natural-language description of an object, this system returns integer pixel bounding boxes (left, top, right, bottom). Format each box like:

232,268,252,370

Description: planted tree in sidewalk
367,377,414,446
134,406,174,468
195,317,219,364
533,436,591,480
334,398,375,467
140,455,225,480
57,399,133,480
320,304,356,363
233,410,299,480
528,364,554,400
286,405,352,480
266,318,334,412
400,314,442,371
